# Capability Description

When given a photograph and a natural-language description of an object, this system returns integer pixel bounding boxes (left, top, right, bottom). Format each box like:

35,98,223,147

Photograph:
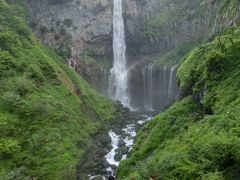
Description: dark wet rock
91,176,105,180
110,164,117,171
76,104,144,179
119,146,130,155
106,170,112,176
114,153,122,162
108,175,115,180
102,159,110,169
117,138,125,147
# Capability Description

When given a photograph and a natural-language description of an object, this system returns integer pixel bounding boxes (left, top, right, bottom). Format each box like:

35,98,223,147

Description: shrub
0,138,21,159
16,23,32,40
0,92,21,112
0,31,21,53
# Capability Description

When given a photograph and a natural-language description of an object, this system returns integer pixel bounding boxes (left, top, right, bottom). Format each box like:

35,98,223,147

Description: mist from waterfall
143,64,154,111
143,64,180,111
108,0,131,108
168,65,178,102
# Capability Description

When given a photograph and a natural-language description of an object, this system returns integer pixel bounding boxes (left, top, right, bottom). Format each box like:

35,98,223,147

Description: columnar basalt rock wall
123,0,221,56
129,64,180,111
27,0,113,56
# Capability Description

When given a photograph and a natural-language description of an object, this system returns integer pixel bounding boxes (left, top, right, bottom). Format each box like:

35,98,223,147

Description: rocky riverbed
88,114,152,179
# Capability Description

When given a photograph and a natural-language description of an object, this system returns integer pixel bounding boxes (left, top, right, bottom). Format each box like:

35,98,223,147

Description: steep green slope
118,26,240,179
0,0,114,179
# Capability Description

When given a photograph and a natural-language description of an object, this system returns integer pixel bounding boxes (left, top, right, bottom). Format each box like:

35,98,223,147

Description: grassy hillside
0,0,115,179
117,26,240,179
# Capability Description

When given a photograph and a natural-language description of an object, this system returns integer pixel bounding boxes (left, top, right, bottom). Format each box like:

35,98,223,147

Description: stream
89,115,152,180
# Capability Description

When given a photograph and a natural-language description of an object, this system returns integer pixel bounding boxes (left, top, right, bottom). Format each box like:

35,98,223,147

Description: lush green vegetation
118,26,240,179
213,0,240,30
153,40,202,67
0,0,114,179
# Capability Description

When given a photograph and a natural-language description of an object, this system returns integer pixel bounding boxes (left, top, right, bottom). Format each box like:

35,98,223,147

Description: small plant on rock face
63,18,73,28
60,27,66,35
39,24,48,34
50,27,55,33
56,20,61,27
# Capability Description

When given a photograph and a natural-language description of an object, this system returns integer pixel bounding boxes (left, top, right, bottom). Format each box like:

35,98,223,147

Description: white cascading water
109,0,131,108
143,64,154,111
104,116,152,177
143,64,180,111
105,131,120,167
168,65,178,102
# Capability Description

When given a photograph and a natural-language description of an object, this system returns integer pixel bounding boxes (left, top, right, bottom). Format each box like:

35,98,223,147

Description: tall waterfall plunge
108,0,131,108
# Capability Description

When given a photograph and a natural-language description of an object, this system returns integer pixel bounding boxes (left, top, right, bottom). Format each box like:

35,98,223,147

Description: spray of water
109,0,131,109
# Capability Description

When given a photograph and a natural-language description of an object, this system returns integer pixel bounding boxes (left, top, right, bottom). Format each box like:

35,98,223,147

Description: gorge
26,0,192,111
1,0,240,180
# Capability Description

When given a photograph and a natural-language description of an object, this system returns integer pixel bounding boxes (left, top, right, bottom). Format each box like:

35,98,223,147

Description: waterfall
168,65,178,102
99,67,109,96
148,64,154,111
142,64,180,111
105,131,120,167
108,0,131,108
143,64,154,111
68,57,77,70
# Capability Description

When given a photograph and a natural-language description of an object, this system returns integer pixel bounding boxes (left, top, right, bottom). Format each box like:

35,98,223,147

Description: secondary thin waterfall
143,64,180,111
143,64,154,111
168,65,178,102
108,0,131,108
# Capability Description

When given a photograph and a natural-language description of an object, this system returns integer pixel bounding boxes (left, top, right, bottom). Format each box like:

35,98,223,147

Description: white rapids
89,115,152,179
105,131,121,167
105,116,152,177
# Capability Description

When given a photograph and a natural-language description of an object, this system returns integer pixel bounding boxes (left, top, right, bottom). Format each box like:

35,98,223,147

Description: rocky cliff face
26,0,114,96
124,0,240,108
124,0,218,55
27,0,113,56
26,0,240,110
26,0,226,59
211,0,240,36
26,0,240,59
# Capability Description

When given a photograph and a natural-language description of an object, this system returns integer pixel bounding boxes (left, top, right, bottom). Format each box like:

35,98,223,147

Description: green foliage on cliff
141,0,207,38
118,26,240,179
214,0,240,30
0,0,114,179
142,0,240,39
153,40,202,67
